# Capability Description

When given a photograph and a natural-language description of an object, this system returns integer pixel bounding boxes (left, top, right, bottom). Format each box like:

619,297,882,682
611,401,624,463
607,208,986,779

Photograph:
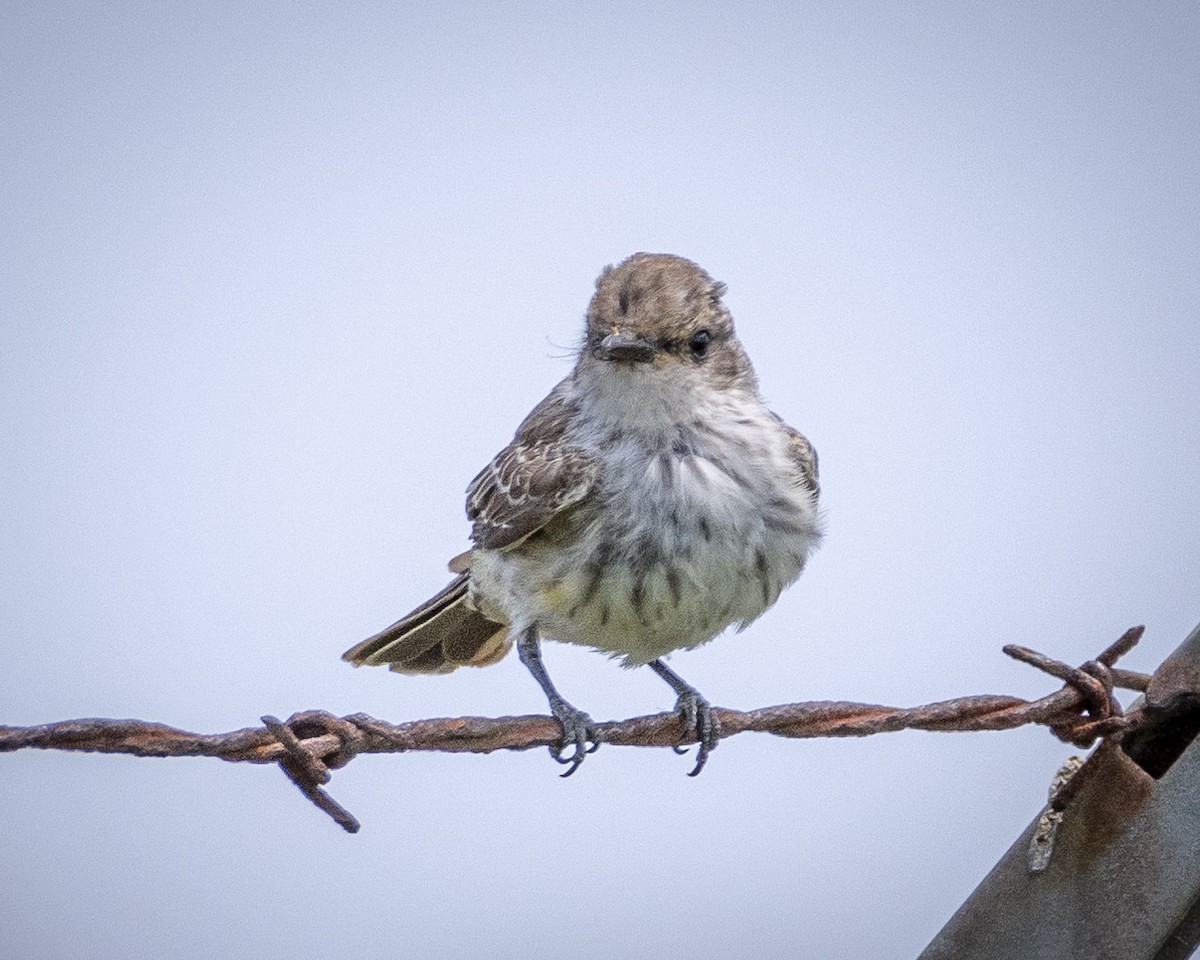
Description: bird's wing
465,378,599,551
771,411,820,499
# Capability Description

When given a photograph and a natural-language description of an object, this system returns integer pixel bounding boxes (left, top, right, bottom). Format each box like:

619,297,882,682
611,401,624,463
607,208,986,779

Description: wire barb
261,714,361,833
0,626,1152,832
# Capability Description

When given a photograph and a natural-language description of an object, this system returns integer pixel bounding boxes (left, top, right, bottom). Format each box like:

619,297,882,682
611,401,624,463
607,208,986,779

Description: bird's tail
342,572,510,674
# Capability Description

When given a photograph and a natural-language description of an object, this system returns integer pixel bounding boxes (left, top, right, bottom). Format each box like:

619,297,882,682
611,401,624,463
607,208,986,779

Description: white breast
477,374,822,665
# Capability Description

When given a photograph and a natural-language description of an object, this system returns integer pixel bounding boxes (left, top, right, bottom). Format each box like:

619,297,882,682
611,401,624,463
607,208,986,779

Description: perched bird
344,253,823,775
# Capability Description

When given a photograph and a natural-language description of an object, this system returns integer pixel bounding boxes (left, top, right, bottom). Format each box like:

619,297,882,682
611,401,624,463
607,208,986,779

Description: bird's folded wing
465,381,598,551
466,442,598,550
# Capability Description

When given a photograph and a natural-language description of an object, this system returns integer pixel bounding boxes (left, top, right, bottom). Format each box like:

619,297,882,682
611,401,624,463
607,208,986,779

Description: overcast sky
2,3,1198,958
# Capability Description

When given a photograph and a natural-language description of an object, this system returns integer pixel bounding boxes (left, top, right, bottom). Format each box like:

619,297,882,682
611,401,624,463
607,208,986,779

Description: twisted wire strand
0,626,1150,833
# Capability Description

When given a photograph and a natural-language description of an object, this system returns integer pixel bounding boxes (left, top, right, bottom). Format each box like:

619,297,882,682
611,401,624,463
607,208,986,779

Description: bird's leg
648,659,720,776
517,626,598,777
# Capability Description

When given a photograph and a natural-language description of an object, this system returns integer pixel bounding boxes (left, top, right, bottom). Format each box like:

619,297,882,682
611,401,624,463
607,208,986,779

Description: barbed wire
0,626,1150,833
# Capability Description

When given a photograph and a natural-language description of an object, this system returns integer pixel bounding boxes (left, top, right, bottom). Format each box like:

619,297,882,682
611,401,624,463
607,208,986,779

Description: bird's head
578,253,756,395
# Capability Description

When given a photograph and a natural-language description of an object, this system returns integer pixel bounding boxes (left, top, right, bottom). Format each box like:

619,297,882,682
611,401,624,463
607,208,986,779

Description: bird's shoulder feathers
771,410,820,498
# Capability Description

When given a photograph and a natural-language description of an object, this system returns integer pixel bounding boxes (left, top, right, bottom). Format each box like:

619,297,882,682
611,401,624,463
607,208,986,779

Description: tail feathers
342,573,510,675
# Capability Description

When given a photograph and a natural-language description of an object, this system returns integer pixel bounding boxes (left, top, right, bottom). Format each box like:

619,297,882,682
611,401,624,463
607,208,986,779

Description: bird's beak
599,331,656,364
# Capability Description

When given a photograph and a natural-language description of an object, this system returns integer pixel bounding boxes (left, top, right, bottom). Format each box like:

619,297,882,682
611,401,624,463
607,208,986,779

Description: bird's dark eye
689,329,711,359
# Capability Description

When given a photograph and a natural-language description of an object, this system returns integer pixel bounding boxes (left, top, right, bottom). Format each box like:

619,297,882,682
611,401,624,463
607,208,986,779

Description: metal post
920,622,1200,960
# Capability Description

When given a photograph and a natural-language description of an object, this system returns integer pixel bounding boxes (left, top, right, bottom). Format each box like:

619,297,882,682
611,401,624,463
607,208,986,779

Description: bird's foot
547,697,599,778
670,688,720,777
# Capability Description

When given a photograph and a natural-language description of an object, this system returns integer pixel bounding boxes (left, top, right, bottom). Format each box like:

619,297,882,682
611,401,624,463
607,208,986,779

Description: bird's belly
525,446,820,664
534,549,778,665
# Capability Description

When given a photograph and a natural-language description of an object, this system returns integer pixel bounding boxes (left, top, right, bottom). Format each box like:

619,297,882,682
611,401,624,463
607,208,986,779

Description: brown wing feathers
343,379,592,675
466,443,597,551
341,572,509,674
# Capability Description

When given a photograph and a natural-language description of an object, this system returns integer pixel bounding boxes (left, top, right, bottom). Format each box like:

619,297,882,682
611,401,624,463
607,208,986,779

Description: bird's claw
673,689,720,777
547,700,599,777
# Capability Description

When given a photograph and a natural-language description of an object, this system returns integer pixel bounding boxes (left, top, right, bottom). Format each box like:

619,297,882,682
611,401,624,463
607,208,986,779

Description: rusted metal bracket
921,621,1200,960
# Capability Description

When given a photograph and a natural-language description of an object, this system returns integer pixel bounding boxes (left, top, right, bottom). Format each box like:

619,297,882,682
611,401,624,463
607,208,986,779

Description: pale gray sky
2,3,1198,958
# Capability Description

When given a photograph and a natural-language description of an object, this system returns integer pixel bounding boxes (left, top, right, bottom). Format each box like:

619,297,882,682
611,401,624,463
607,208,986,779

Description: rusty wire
0,626,1152,833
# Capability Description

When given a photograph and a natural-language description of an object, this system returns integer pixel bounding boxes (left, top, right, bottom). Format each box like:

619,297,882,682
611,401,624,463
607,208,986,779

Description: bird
343,253,823,776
